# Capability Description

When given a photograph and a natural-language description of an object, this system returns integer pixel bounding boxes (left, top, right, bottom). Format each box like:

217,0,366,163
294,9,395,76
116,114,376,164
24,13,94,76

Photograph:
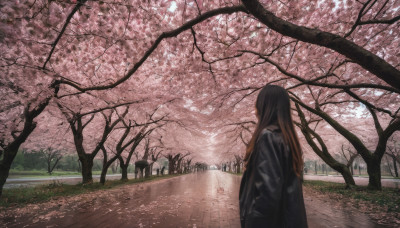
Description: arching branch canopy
241,0,400,89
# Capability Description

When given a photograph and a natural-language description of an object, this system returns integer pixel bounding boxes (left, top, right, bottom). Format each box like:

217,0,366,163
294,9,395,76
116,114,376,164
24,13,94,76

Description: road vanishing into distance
2,171,391,228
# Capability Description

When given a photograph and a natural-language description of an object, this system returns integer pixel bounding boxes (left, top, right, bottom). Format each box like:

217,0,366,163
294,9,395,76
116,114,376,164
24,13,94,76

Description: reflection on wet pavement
1,171,390,228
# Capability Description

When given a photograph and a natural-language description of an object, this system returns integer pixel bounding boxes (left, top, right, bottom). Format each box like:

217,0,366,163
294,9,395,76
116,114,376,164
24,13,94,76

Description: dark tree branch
239,49,400,94
290,93,371,160
43,0,88,69
241,0,400,89
57,5,247,92
79,99,146,117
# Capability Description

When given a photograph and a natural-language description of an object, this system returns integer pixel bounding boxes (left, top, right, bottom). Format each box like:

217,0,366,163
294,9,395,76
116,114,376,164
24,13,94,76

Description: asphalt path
1,171,390,228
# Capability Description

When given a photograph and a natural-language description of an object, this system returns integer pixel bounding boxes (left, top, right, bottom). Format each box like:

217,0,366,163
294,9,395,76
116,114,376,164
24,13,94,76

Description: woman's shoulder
258,125,283,143
257,126,290,160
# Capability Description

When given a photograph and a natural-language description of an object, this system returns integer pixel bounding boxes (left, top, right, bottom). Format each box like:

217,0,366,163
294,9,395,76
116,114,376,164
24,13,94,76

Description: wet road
304,174,400,188
1,171,390,228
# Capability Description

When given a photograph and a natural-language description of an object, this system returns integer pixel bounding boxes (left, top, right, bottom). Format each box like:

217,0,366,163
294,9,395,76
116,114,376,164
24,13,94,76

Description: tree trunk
100,167,107,184
236,163,241,173
366,158,382,190
177,159,183,174
47,161,52,174
111,163,117,173
47,156,61,175
320,160,355,187
0,145,21,197
314,161,317,174
100,158,114,184
0,162,12,197
386,156,394,177
80,157,94,184
393,156,399,178
339,166,356,187
145,165,151,178
168,158,175,174
139,168,144,178
100,155,121,184
135,166,139,179
121,164,128,181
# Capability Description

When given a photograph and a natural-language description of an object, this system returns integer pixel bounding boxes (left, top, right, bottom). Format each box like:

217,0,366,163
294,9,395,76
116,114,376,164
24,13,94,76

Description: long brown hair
244,85,303,177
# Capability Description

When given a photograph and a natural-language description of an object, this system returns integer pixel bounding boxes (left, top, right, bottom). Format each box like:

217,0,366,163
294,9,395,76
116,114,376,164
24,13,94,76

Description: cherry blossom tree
57,105,129,184
294,103,356,187
1,0,399,197
108,114,166,182
43,147,63,175
142,137,164,177
340,144,359,176
0,83,58,196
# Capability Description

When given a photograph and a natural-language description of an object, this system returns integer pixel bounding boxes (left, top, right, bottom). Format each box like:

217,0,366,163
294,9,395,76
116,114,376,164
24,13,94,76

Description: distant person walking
239,85,308,228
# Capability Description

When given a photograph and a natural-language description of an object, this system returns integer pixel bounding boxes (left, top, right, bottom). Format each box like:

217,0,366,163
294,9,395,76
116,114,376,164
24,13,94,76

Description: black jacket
239,126,308,228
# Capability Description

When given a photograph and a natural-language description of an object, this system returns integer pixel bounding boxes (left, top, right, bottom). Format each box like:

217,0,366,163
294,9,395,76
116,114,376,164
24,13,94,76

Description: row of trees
9,151,132,175
12,150,70,174
303,155,399,178
9,148,203,178
222,142,400,176
222,113,399,188
5,101,199,183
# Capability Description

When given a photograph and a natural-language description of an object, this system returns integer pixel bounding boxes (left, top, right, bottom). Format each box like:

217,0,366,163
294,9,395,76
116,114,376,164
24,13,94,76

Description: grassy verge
8,170,101,177
226,171,243,176
0,174,181,208
306,173,400,179
303,180,400,213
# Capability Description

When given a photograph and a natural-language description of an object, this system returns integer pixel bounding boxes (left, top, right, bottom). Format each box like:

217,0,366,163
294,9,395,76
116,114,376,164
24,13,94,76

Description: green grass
303,180,400,213
0,174,181,208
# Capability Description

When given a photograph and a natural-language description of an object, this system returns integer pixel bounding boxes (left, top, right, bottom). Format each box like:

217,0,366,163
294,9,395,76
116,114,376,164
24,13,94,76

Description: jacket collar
265,124,280,132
